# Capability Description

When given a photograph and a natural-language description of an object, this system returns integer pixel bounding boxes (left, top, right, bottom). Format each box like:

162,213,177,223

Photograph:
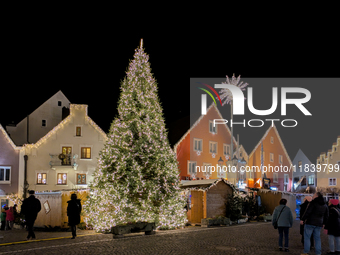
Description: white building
6,90,70,146
23,104,107,192
292,149,315,192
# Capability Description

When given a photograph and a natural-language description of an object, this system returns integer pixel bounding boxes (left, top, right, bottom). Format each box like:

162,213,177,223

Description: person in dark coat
21,190,41,240
300,192,329,255
67,193,82,239
300,196,314,248
272,198,294,252
324,199,340,254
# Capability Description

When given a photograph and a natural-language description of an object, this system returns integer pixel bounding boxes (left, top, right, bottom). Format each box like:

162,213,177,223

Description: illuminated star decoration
218,74,248,106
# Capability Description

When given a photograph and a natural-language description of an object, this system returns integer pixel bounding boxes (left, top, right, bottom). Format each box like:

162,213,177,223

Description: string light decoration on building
83,40,187,232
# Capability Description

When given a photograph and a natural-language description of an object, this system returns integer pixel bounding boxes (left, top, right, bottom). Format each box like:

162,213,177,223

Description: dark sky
1,31,339,164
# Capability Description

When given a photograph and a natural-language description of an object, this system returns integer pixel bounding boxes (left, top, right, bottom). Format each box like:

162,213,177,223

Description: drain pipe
23,155,28,199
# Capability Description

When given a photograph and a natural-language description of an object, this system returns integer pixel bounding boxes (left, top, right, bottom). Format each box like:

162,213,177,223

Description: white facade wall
6,91,70,146
292,149,315,191
24,104,107,192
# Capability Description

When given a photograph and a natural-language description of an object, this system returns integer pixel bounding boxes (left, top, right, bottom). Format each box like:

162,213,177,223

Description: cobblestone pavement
0,220,332,254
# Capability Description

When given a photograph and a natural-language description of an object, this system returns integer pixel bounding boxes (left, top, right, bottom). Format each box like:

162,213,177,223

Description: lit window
37,173,47,184
0,167,11,183
77,174,86,184
57,173,67,185
76,127,82,136
308,175,315,185
81,147,91,159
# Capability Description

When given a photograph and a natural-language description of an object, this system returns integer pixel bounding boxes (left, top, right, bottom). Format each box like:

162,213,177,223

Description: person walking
272,198,294,252
6,206,15,230
324,199,340,254
0,205,7,230
21,190,41,240
300,192,329,255
67,193,82,239
300,196,314,248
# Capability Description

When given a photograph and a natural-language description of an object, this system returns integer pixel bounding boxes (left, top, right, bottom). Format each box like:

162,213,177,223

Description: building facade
247,125,293,192
292,149,316,192
0,124,24,207
23,104,107,192
316,136,340,201
6,90,70,146
174,104,248,186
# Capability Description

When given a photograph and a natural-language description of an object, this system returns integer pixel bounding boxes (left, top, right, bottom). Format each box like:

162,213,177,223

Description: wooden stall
181,179,234,224
257,189,296,219
34,190,88,228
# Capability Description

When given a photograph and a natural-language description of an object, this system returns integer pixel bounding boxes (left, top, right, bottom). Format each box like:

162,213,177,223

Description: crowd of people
1,190,82,240
272,192,340,255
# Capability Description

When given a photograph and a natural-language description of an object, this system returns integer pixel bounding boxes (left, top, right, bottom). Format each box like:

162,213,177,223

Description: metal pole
23,155,28,199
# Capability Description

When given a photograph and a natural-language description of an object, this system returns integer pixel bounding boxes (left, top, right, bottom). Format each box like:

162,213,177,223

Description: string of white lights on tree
83,41,187,232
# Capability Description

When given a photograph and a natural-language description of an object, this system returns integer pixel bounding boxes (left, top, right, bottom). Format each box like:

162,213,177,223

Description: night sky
2,32,339,165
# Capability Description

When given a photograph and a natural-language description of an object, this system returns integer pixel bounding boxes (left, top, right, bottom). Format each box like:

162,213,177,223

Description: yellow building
316,136,340,200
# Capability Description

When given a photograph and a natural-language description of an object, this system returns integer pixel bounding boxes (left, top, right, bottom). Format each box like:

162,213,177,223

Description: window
0,167,11,183
187,161,197,174
298,161,302,169
81,147,91,159
273,172,278,183
193,138,202,152
62,146,72,165
37,173,47,184
42,119,46,127
209,120,217,134
329,178,337,186
279,155,283,164
284,174,289,191
58,101,62,106
271,136,274,144
270,153,274,162
223,144,230,156
76,126,82,136
301,176,307,186
57,173,67,185
77,174,86,184
203,163,212,175
308,175,315,185
209,141,217,154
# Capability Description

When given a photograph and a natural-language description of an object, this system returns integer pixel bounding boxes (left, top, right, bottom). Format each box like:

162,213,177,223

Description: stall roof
180,178,235,191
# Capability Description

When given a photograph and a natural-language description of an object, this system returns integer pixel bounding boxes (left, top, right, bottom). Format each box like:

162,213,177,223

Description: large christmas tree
84,40,187,232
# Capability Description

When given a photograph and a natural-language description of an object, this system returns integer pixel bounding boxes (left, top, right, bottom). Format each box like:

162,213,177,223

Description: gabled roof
0,124,21,150
292,149,312,165
248,124,292,166
173,103,237,152
24,104,107,150
180,178,236,191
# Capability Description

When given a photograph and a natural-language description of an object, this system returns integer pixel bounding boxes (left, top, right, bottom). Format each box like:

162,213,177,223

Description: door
190,191,204,223
62,147,72,165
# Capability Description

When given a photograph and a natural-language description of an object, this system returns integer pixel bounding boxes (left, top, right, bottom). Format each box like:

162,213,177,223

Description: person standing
6,206,15,230
300,196,314,248
67,193,82,239
21,190,41,240
300,192,329,255
324,199,340,254
272,198,294,252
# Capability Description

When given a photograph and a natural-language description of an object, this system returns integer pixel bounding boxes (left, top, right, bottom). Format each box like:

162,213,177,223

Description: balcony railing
49,154,74,167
